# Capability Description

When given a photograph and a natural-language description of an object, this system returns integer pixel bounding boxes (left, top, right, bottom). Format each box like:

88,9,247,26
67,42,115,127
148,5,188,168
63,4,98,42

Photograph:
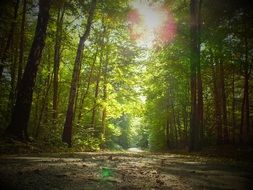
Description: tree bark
240,15,250,144
240,72,249,143
101,45,109,142
17,0,27,91
189,0,201,151
53,2,65,125
35,71,52,139
232,66,235,144
220,59,228,143
8,33,19,115
171,100,178,146
91,31,105,139
196,0,204,147
62,0,97,147
212,63,223,145
6,0,51,140
91,56,102,138
166,106,171,149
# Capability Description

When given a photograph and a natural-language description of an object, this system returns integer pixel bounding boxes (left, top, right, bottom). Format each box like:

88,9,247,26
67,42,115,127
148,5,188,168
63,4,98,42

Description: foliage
0,0,252,151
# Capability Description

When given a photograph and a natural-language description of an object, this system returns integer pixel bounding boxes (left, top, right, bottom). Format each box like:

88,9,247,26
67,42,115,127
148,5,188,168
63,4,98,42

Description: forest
0,0,253,189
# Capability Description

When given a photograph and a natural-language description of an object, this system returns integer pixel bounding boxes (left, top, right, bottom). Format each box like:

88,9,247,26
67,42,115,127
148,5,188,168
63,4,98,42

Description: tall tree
6,0,51,139
76,48,98,125
91,62,101,137
53,1,65,125
17,0,27,90
62,0,97,147
91,30,105,138
189,0,202,151
219,59,228,143
196,0,204,145
212,60,223,144
240,14,251,143
101,44,109,143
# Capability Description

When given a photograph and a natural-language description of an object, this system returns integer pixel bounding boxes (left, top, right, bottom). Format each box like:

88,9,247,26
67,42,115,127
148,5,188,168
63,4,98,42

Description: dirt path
0,152,252,189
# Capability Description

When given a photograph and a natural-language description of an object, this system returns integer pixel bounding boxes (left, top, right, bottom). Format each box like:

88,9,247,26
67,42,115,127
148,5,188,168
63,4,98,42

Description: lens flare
128,1,176,48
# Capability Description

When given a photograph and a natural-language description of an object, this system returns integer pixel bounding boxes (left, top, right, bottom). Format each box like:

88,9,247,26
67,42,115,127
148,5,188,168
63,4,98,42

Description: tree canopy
0,0,252,152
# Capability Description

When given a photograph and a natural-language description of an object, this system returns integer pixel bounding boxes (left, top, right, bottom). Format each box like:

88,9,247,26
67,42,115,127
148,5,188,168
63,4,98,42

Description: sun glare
128,0,176,48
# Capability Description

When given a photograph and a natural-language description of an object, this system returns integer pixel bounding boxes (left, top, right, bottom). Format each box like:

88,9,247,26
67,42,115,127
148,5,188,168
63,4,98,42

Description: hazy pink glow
127,1,176,48
128,9,141,25
128,9,142,41
156,9,176,45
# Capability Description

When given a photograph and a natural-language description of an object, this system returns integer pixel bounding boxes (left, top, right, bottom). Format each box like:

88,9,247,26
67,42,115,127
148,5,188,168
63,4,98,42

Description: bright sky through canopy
128,0,176,48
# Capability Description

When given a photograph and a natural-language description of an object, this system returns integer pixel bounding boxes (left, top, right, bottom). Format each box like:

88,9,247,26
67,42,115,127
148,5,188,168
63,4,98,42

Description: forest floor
1,147,253,190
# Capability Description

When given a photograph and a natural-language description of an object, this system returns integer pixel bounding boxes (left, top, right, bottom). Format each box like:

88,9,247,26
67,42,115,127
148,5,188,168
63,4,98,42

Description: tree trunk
8,33,19,116
166,107,171,149
35,71,52,139
240,86,245,143
220,60,228,143
91,59,102,138
52,1,65,126
244,74,250,134
212,63,223,145
101,45,109,141
196,0,204,147
241,72,249,143
17,0,27,91
171,101,178,146
91,32,105,138
73,55,83,124
62,0,97,147
240,16,250,144
6,0,51,140
77,49,98,124
232,67,235,144
189,0,201,151
182,105,188,141
177,113,182,143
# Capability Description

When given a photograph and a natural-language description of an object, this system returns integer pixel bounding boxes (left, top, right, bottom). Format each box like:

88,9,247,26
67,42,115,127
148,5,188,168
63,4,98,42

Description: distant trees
146,0,253,151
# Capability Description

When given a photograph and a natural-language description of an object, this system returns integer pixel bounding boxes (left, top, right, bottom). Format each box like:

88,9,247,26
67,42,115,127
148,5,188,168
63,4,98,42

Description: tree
62,0,97,147
17,0,27,90
53,0,66,126
240,10,252,143
6,0,51,140
189,0,202,151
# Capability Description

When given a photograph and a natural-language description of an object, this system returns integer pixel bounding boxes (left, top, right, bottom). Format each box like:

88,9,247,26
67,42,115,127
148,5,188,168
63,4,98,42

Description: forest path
0,151,252,189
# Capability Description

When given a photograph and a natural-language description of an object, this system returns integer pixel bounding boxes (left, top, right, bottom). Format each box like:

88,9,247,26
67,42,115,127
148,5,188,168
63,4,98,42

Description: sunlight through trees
0,0,252,152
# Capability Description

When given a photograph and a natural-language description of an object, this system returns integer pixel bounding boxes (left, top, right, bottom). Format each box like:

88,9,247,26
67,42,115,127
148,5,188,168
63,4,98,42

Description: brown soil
0,151,252,189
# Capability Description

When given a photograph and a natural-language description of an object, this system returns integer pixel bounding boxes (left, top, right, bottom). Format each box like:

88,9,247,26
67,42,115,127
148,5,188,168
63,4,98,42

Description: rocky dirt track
0,152,253,189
